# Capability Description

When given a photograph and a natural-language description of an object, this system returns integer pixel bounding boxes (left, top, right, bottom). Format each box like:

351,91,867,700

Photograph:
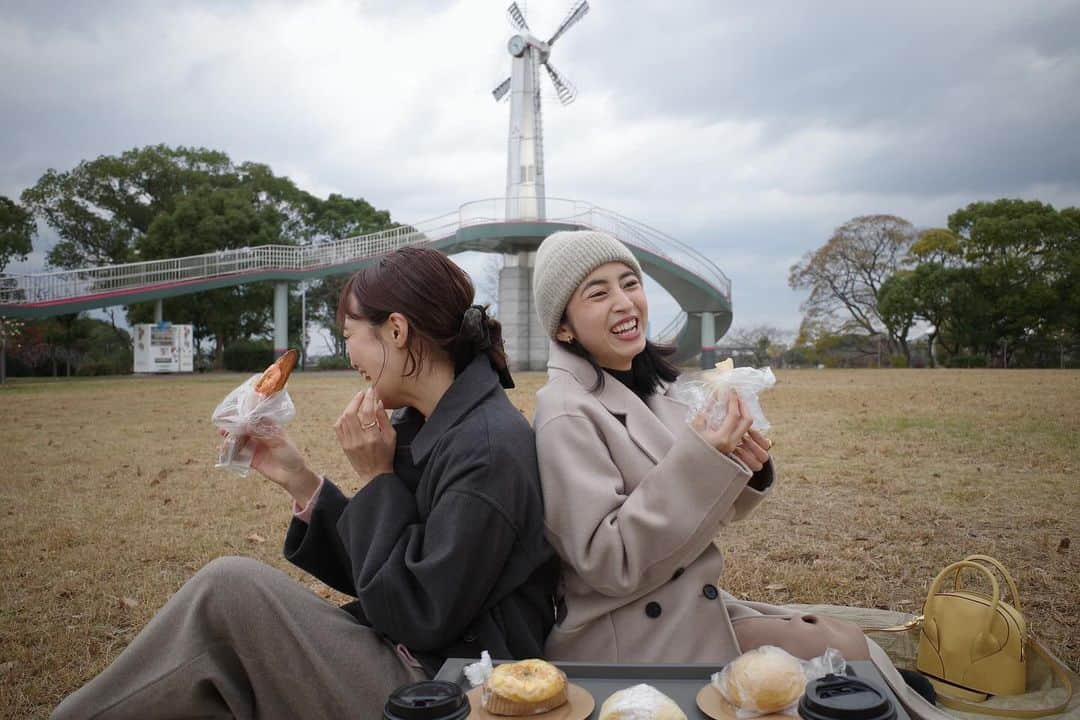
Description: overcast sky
3,0,1079,342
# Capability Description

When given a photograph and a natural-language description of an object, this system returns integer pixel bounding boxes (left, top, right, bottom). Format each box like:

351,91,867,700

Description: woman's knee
186,555,277,616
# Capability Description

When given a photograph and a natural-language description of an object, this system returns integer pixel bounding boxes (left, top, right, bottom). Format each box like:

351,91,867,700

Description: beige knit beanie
533,230,643,340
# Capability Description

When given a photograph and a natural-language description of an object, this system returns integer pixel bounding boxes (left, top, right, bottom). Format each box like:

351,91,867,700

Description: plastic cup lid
799,674,897,720
384,680,471,720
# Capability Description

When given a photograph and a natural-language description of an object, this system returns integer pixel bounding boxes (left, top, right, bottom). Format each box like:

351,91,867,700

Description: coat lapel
547,342,688,465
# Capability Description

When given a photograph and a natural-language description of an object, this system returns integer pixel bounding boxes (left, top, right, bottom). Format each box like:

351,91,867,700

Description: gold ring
360,420,378,430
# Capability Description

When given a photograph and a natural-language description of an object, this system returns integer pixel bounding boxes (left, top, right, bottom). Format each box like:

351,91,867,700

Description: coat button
671,567,685,581
645,601,662,618
702,584,719,600
463,633,478,643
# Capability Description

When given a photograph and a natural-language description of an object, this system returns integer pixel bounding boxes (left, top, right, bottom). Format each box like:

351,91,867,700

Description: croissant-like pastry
254,349,298,396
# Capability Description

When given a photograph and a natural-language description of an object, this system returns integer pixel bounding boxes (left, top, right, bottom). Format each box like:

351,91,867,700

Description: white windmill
493,0,589,220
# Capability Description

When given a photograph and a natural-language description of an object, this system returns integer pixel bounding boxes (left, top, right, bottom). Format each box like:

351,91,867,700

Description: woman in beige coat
531,230,799,665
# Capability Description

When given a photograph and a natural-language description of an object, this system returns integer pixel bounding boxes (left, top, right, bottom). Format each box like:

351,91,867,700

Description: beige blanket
789,604,1079,720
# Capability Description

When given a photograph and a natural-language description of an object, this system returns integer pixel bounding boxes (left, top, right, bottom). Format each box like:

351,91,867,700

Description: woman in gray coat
532,230,795,665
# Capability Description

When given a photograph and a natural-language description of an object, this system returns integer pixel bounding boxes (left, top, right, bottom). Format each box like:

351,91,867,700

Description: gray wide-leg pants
52,556,427,720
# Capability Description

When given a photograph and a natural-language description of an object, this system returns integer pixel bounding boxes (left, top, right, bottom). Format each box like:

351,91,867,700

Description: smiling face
342,298,409,409
558,262,648,371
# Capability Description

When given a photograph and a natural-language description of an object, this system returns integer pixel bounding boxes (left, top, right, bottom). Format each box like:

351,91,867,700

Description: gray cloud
2,0,1078,336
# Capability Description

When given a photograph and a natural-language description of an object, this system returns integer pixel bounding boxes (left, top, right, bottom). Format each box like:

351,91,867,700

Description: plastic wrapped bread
713,646,807,717
599,684,687,720
672,357,776,432
211,350,298,475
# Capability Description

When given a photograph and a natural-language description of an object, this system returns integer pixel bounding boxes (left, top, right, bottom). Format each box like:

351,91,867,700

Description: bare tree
789,214,916,354
475,253,505,316
722,324,794,366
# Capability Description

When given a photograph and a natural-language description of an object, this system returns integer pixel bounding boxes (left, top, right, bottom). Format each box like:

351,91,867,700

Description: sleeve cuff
292,476,326,523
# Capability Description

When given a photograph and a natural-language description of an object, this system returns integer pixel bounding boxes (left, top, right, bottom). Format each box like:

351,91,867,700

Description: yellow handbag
868,554,1073,717
917,555,1027,698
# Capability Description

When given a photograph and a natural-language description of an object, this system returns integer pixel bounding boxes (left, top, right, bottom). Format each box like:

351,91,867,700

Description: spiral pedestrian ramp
0,198,731,366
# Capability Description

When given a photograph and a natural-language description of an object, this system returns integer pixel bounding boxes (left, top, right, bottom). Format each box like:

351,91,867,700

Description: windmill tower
493,1,589,372
493,0,588,220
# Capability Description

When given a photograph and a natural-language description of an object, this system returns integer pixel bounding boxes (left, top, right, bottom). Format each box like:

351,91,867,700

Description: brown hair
336,246,514,387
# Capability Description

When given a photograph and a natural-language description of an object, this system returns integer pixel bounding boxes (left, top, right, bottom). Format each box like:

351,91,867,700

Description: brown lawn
1,368,1077,718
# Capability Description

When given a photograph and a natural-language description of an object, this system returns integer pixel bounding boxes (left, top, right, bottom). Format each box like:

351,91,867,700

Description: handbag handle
925,560,1004,659
961,554,1023,612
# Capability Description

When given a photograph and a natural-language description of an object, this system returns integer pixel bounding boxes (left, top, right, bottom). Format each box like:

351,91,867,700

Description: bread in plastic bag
711,645,846,718
672,358,776,433
210,373,296,476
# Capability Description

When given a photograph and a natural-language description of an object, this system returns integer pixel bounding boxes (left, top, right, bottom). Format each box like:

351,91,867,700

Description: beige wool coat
534,341,791,664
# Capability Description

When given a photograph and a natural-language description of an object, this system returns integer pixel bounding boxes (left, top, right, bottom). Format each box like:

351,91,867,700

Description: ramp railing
1,199,729,309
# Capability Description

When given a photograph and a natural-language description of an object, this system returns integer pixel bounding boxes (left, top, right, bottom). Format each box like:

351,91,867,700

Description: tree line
4,147,1077,374
0,145,396,374
787,202,1079,368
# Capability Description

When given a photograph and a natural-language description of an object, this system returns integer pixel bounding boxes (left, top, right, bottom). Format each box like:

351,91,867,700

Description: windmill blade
544,62,578,105
506,2,529,31
547,0,589,46
492,76,512,102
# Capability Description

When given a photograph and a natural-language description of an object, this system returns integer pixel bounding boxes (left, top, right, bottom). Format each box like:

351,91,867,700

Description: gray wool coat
534,341,791,664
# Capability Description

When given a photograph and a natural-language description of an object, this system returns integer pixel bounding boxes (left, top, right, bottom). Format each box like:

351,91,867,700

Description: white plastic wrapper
711,646,846,719
463,650,494,688
211,373,296,476
464,650,498,708
672,361,777,433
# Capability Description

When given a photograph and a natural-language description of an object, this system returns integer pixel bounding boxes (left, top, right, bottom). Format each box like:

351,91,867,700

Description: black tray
434,659,911,720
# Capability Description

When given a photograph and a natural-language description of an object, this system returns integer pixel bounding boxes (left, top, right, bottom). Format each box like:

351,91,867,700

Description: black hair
560,337,680,396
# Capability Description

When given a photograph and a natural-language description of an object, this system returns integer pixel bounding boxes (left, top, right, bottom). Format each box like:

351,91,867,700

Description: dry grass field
1,368,1077,718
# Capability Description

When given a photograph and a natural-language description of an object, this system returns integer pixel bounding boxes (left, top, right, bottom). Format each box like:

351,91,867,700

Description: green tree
305,194,396,358
908,228,963,267
1046,207,1080,358
21,145,234,268
876,272,918,366
908,263,956,367
0,196,35,273
947,199,1066,366
127,185,288,368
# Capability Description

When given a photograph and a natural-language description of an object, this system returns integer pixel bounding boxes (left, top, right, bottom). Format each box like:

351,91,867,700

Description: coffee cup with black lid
384,680,471,720
799,674,897,720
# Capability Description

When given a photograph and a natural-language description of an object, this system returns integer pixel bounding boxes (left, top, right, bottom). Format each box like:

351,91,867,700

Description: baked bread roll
701,357,735,392
599,684,686,720
719,646,806,713
484,658,568,716
254,349,298,396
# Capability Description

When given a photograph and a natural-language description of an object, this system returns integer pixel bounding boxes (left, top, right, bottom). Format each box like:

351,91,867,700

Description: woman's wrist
354,467,392,490
286,467,323,507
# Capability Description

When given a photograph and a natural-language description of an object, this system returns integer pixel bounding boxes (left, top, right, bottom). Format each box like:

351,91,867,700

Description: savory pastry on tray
484,658,568,716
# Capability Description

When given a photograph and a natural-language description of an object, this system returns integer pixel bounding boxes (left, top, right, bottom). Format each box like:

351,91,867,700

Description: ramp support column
154,299,163,324
700,311,716,369
498,251,547,371
274,282,289,358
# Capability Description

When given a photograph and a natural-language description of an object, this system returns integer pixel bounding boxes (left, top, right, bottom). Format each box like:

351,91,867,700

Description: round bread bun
599,684,687,720
724,646,806,713
485,658,567,715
